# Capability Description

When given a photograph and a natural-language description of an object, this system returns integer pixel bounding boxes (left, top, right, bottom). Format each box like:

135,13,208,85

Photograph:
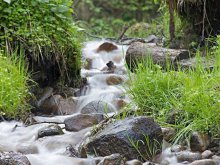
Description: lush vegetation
0,0,83,119
126,38,220,141
0,0,82,87
0,51,29,119
74,0,162,37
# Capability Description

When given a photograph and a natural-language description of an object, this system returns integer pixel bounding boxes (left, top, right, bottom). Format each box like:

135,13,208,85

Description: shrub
126,51,220,141
0,51,29,119
0,0,82,87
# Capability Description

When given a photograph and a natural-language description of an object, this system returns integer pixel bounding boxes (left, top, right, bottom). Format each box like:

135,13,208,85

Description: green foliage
75,0,161,37
126,50,220,141
0,0,82,86
0,51,29,119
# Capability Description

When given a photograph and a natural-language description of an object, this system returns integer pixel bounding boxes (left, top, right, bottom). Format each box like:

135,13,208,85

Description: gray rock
38,124,64,138
85,117,163,161
162,127,176,142
176,151,202,162
57,87,81,97
166,109,186,125
171,145,186,153
64,114,104,132
189,159,217,165
0,152,31,165
36,87,54,107
201,150,213,159
40,95,77,115
97,154,125,165
126,42,189,71
190,132,210,152
81,100,115,114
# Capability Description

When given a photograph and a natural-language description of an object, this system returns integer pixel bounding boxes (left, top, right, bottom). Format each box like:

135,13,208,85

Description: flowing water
0,40,177,165
0,40,130,165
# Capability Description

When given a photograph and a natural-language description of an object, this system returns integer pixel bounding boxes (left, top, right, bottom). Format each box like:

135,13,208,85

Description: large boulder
125,42,189,71
0,152,31,165
85,117,163,161
39,95,77,115
81,100,115,114
64,114,104,132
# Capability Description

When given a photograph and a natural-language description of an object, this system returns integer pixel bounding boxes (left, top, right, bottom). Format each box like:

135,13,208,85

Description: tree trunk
169,0,175,41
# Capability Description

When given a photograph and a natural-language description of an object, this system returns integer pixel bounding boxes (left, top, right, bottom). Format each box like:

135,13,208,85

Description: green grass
0,50,30,119
126,43,220,142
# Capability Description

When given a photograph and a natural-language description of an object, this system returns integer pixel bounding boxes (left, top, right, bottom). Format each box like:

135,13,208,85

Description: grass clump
127,48,220,141
0,51,30,119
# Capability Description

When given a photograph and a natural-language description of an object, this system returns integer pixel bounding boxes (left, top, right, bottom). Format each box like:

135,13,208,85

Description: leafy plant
0,50,30,119
0,0,82,86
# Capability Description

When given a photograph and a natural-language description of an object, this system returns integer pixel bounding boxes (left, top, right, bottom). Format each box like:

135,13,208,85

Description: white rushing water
0,40,130,165
0,40,178,165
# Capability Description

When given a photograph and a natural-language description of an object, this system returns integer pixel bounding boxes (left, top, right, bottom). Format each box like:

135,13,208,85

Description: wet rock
162,127,176,142
125,42,189,71
40,95,77,115
38,124,64,138
0,152,31,165
81,100,115,114
35,87,54,107
114,99,127,109
176,151,202,162
190,132,210,152
106,75,123,85
201,150,213,159
171,145,186,153
166,109,186,125
126,159,142,165
97,154,125,165
64,114,104,132
189,159,217,165
97,42,118,52
85,117,163,161
57,87,81,97
16,143,38,154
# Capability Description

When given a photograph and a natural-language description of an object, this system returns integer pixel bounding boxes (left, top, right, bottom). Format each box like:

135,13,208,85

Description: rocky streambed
0,40,220,165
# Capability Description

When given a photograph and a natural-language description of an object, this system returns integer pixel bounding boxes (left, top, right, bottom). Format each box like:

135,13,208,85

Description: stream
0,40,133,165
